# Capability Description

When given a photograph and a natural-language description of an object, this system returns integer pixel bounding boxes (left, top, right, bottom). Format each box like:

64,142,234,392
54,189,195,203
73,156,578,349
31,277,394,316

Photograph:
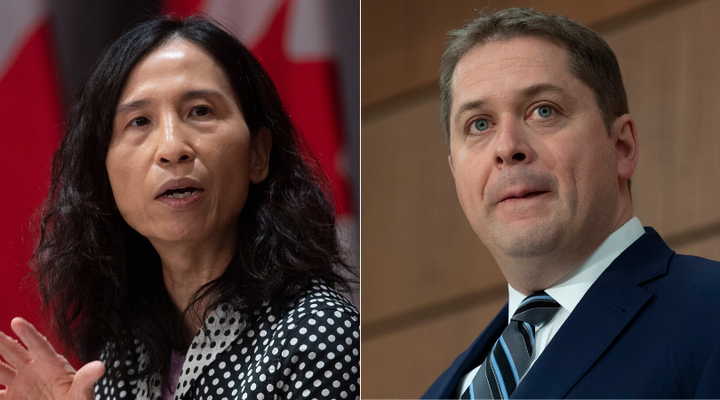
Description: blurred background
361,0,720,398
0,0,358,359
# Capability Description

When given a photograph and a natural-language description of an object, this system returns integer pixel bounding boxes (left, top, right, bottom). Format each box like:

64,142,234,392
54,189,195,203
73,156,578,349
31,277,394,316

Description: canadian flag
0,0,63,337
164,0,359,301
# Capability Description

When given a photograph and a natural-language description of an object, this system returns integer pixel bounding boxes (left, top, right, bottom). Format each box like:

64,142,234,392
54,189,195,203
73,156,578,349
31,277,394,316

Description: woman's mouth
162,187,199,199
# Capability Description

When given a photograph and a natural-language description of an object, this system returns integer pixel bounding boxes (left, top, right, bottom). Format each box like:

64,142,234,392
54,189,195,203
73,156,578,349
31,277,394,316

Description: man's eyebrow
453,99,487,129
452,84,576,127
115,89,229,116
521,83,574,102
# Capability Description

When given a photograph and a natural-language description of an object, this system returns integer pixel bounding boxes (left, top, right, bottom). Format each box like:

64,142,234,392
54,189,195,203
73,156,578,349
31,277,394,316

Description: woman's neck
152,233,237,333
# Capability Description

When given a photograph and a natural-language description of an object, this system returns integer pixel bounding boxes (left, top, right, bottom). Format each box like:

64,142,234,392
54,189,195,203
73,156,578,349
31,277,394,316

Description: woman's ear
249,127,272,184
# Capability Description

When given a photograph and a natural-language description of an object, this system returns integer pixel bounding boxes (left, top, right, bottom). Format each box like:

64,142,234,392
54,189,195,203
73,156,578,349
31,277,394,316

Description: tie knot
511,291,561,327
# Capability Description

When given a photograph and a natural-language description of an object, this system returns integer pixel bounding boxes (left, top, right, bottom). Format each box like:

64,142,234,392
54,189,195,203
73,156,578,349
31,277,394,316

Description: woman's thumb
72,361,105,400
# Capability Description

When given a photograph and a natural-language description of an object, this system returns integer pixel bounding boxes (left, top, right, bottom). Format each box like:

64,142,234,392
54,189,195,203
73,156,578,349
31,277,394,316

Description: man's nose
154,114,195,165
493,117,534,167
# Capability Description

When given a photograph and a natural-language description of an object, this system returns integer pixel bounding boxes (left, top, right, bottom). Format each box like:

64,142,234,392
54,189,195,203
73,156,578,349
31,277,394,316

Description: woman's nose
155,115,195,165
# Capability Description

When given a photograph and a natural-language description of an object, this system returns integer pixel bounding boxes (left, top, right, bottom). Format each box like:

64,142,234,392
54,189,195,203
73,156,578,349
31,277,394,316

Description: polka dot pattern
95,284,359,400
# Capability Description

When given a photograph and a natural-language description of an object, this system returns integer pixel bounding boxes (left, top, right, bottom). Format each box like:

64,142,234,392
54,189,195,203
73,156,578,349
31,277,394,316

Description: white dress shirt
458,217,646,396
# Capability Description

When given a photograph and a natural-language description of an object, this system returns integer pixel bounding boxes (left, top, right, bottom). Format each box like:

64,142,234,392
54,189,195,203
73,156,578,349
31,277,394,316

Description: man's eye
191,106,210,117
537,106,553,118
130,117,149,127
472,119,489,132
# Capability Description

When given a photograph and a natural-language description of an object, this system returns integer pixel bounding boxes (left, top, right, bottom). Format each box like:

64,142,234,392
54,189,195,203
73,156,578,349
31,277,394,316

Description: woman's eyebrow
115,99,150,116
181,89,227,102
115,89,230,117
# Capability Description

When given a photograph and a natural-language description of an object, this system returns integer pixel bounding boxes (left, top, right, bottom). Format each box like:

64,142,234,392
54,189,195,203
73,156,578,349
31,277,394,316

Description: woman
0,16,358,400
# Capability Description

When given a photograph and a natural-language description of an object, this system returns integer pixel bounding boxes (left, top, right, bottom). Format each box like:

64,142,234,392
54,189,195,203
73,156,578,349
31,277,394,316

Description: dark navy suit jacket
422,228,720,399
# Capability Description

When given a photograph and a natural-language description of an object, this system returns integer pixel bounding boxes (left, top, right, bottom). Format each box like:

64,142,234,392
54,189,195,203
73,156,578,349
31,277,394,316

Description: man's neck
499,210,635,296
508,216,645,316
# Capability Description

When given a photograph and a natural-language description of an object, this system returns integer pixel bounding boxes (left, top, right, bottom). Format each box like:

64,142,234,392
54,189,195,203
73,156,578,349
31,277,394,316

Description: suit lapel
513,271,651,398
424,303,508,399
512,228,673,399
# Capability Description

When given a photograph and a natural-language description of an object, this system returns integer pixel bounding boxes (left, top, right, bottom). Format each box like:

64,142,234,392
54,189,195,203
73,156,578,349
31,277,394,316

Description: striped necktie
461,291,561,399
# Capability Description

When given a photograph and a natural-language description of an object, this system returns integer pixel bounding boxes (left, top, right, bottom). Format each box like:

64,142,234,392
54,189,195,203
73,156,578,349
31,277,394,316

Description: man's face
448,36,621,264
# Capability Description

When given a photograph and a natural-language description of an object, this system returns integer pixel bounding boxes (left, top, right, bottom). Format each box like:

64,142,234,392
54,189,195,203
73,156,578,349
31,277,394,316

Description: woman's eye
472,119,489,132
191,106,210,117
536,105,553,118
130,116,150,127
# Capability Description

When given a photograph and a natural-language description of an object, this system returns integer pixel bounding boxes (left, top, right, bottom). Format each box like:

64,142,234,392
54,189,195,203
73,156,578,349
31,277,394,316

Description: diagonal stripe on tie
490,350,509,398
517,321,534,356
516,300,559,314
518,295,554,307
469,361,493,399
492,338,516,395
485,357,502,399
499,337,520,383
524,322,535,347
502,326,531,376
461,291,561,399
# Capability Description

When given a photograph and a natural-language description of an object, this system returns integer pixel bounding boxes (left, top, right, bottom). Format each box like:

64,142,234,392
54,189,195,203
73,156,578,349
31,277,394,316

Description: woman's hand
0,318,105,400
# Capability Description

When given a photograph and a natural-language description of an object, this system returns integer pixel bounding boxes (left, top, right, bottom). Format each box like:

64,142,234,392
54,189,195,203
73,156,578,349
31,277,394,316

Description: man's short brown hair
440,7,628,147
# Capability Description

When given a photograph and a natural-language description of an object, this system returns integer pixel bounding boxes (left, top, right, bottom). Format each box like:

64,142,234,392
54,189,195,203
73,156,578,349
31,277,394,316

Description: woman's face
106,38,271,249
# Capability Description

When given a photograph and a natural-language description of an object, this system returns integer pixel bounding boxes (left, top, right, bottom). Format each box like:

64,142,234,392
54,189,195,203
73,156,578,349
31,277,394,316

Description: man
423,8,720,399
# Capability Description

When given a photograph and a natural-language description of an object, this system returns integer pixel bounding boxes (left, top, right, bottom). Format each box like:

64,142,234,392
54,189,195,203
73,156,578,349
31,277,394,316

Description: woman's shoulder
246,281,359,342
199,282,359,399
287,282,358,319
261,282,359,399
276,282,358,334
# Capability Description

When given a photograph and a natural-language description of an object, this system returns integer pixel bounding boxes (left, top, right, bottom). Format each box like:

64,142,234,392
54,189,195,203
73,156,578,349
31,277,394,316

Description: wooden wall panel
605,0,720,238
361,0,720,398
361,96,506,325
675,236,720,262
362,0,673,108
362,295,508,399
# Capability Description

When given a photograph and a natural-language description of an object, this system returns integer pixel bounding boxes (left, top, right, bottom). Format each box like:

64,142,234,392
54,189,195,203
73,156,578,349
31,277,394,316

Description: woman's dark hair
33,15,352,382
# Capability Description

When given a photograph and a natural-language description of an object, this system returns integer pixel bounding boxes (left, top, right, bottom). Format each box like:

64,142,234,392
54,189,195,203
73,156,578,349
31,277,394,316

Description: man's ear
448,154,455,176
249,127,272,184
613,114,639,182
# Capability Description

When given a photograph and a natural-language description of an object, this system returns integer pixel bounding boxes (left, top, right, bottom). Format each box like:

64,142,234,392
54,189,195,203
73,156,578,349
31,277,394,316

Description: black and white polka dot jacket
94,284,359,400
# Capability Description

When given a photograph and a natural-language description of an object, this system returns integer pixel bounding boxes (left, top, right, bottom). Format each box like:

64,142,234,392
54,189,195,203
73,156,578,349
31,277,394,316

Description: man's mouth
516,191,546,199
503,191,548,202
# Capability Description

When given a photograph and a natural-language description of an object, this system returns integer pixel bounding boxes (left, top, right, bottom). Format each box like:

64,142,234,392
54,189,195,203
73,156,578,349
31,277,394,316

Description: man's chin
489,222,563,259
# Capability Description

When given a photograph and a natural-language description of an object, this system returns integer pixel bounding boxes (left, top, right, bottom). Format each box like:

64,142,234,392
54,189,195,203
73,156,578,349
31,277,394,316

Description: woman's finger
72,361,105,400
0,360,15,386
0,330,30,368
10,318,59,364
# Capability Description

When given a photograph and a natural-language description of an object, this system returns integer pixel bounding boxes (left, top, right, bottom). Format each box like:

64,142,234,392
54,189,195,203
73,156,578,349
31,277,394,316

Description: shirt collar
134,303,247,400
508,217,645,322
